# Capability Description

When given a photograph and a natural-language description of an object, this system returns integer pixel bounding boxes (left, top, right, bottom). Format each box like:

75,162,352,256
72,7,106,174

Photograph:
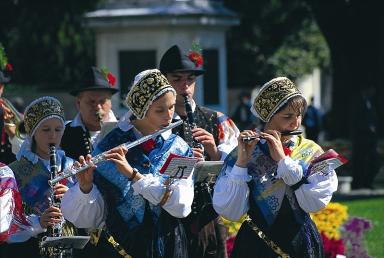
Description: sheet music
193,161,224,182
306,149,348,177
161,156,198,179
309,158,344,176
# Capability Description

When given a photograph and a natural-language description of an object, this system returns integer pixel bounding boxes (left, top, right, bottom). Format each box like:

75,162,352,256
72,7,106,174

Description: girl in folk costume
61,69,195,258
160,44,240,258
2,97,76,257
0,163,31,243
213,77,338,258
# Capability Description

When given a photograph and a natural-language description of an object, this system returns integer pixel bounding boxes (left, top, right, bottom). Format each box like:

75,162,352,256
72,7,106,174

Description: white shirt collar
70,110,118,131
16,137,66,168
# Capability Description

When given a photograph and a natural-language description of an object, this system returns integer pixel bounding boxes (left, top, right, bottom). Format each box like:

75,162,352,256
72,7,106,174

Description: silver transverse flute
49,120,183,186
242,129,303,142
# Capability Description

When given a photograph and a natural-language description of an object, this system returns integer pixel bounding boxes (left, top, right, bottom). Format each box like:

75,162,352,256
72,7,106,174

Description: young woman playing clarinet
2,97,76,257
61,69,195,258
213,77,338,258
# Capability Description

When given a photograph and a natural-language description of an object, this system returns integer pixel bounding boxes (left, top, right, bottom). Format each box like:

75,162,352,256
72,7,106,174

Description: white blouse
61,173,194,229
213,156,338,221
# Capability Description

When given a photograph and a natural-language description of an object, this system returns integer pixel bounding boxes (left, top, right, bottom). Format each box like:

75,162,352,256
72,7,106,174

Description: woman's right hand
75,154,96,194
236,130,259,167
39,206,62,228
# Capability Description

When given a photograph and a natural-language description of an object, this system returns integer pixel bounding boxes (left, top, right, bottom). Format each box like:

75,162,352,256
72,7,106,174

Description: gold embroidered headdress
24,97,65,137
125,69,176,119
251,77,302,122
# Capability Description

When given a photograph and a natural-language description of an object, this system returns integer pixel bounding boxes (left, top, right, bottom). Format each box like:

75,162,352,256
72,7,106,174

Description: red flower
188,51,203,67
321,233,345,258
226,236,236,258
107,72,116,87
283,146,292,156
5,63,13,72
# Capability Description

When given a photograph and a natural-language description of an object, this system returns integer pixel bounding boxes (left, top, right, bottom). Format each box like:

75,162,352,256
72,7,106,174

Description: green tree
304,0,383,189
224,0,329,88
0,0,101,88
303,0,384,139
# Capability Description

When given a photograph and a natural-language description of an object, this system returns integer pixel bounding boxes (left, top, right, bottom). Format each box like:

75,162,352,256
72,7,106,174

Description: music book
40,236,90,249
193,161,224,183
306,149,348,177
160,153,198,179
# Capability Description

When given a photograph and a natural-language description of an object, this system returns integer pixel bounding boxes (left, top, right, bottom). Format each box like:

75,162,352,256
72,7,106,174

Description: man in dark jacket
61,66,119,160
160,45,239,258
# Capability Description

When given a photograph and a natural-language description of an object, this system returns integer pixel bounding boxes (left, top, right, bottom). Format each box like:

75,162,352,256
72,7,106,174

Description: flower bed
223,202,373,258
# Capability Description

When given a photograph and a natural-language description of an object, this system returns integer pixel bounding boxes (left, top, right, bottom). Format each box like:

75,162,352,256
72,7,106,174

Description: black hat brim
70,86,119,96
170,68,205,76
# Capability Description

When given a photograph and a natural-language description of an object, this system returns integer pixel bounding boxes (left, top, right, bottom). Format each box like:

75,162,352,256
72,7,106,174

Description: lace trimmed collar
70,111,118,131
16,137,66,169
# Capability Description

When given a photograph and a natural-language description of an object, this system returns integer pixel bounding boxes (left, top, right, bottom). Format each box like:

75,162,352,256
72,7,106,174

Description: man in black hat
61,66,119,160
60,66,119,258
160,45,239,258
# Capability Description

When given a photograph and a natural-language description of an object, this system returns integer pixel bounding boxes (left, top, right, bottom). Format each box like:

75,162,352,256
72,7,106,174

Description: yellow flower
310,202,348,240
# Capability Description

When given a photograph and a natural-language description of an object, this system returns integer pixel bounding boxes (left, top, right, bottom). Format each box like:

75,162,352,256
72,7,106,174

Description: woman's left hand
53,183,68,199
261,130,286,162
104,146,141,180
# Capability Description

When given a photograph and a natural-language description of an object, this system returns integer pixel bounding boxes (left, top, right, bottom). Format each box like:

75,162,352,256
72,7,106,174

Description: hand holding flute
74,154,96,194
49,120,183,186
242,129,302,142
237,129,303,165
75,146,143,194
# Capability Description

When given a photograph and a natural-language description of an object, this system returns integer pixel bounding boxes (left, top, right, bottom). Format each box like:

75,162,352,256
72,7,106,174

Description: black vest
61,123,93,160
173,105,218,161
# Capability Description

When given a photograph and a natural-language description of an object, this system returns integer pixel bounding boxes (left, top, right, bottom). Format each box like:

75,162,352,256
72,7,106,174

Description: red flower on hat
188,42,203,68
107,72,116,87
5,63,13,72
188,52,203,67
101,67,116,87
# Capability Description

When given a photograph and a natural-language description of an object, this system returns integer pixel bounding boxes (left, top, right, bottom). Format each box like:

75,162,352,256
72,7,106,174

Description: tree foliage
0,0,102,88
268,19,329,79
303,0,384,139
224,0,329,87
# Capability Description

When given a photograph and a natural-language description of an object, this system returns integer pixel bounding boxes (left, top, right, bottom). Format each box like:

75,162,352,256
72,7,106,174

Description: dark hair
276,95,307,115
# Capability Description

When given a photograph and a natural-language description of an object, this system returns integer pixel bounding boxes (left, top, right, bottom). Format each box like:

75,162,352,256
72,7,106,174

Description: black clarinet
183,96,218,226
45,144,65,258
183,95,204,150
49,144,63,238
